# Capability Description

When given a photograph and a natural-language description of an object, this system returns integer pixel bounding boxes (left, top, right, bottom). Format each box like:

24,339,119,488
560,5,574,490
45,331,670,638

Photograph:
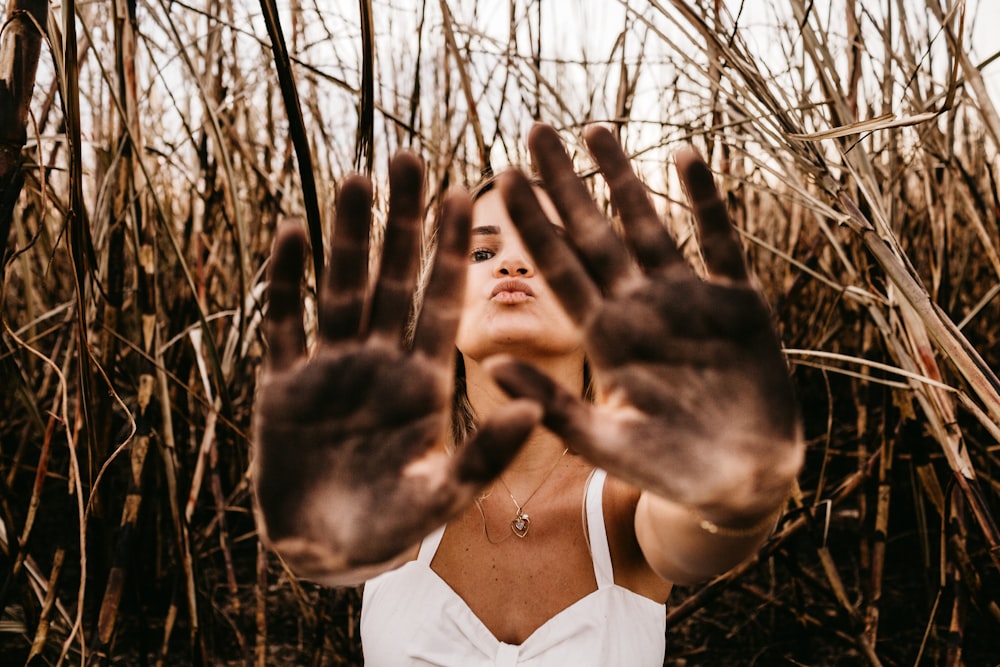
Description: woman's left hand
489,124,803,523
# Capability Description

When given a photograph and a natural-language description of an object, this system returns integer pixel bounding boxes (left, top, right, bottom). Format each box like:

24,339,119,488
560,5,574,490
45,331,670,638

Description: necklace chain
479,448,568,543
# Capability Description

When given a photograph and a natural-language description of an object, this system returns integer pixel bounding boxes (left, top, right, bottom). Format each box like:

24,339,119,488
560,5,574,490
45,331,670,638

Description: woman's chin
464,332,584,361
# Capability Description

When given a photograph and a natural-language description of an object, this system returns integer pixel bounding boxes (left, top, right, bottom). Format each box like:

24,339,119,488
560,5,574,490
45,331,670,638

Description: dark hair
468,171,545,202
469,173,500,201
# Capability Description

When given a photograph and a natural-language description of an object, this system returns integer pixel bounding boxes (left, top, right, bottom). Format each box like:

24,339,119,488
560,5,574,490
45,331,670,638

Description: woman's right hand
252,153,539,584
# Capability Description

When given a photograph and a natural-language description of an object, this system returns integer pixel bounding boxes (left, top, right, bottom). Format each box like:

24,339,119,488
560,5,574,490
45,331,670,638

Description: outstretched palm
492,125,803,520
253,155,538,582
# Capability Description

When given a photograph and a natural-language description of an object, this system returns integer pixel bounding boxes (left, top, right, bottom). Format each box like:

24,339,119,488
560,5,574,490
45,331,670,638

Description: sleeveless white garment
360,469,667,666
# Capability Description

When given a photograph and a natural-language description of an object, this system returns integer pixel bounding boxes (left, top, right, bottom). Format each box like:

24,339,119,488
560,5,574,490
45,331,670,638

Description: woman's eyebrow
471,225,500,236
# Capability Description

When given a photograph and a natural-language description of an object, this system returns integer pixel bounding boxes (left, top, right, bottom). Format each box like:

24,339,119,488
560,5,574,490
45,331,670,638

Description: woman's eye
471,248,495,262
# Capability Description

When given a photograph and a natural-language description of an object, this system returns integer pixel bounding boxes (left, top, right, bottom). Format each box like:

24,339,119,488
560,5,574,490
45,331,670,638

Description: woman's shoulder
602,474,674,602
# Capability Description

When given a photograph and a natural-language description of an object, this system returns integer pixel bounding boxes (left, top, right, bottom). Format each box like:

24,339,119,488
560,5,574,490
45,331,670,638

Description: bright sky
139,0,1000,180
526,0,1000,111
970,1,1000,98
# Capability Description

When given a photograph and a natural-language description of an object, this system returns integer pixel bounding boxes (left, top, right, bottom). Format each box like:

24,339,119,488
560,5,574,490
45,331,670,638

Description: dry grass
1,0,999,665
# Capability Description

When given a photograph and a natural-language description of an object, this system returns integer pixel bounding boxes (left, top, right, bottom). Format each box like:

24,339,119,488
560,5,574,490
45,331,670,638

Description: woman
253,124,804,665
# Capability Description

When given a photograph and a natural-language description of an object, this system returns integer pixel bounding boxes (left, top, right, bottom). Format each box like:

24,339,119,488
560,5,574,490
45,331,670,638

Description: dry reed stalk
927,0,1000,148
815,539,883,665
850,210,1000,563
49,4,104,655
667,449,880,625
653,0,1000,558
3,316,87,664
92,431,150,653
154,597,179,667
737,581,883,657
258,0,325,281
357,0,375,173
255,538,267,667
150,322,201,654
11,410,56,575
26,547,64,661
84,0,149,652
0,0,47,275
863,406,894,648
440,0,491,174
210,443,242,607
2,0,999,663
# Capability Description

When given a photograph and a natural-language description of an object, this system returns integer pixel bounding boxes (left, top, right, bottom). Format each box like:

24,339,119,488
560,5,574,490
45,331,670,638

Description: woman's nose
495,249,534,277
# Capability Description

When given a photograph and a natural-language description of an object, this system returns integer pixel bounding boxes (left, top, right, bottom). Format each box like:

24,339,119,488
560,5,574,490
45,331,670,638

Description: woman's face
455,187,584,362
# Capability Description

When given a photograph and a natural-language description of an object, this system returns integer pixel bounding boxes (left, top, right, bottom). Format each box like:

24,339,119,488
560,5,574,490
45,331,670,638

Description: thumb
452,399,541,485
486,358,599,453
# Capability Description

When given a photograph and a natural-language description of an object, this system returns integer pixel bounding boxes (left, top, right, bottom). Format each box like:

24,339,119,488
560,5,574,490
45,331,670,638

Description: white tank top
360,469,666,666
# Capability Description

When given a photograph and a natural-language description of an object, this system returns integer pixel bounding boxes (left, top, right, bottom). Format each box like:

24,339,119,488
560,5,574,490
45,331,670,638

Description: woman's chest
430,499,599,644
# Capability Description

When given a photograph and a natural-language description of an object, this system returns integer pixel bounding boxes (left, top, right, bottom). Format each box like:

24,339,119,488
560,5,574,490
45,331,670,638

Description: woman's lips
491,279,534,303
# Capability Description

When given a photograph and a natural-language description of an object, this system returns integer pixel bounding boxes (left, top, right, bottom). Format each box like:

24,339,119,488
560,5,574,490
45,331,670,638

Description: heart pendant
511,512,530,538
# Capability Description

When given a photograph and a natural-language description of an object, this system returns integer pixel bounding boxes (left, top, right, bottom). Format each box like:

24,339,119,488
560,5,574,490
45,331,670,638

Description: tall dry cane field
0,0,999,664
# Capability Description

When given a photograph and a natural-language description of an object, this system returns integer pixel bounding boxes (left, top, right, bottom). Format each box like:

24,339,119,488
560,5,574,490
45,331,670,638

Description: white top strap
585,468,614,588
417,524,447,565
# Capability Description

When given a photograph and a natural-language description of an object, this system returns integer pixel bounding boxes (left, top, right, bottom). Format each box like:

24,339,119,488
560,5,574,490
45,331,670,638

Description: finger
411,188,471,362
487,358,599,453
319,175,372,342
526,123,638,291
369,151,425,340
499,169,602,327
452,399,542,485
675,147,749,283
584,126,687,275
265,221,308,372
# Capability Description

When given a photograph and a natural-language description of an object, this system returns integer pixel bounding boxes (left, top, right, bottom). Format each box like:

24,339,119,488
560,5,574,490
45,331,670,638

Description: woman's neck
462,351,584,476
